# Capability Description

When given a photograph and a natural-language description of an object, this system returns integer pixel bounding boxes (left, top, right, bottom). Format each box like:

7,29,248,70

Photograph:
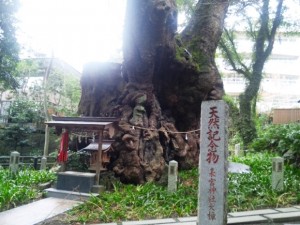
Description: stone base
46,188,99,201
56,171,95,193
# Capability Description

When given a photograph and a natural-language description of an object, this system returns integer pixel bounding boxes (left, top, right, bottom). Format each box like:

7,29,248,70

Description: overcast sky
17,0,126,72
16,0,300,73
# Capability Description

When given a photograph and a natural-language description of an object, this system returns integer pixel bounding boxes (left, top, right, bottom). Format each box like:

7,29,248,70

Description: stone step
46,187,99,201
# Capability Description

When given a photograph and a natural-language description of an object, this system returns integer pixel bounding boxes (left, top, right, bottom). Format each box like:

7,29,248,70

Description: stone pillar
198,100,228,225
272,157,284,191
167,160,178,192
10,151,20,174
40,156,47,170
234,143,244,157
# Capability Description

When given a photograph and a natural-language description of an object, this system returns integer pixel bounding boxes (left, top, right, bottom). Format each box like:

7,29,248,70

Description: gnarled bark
78,0,229,184
78,62,124,117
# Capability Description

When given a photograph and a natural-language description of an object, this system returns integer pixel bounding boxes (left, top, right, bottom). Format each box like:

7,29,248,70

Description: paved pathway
0,197,81,225
89,206,300,225
1,198,300,225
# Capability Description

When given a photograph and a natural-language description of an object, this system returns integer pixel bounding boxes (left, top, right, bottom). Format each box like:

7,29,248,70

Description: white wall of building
218,35,300,112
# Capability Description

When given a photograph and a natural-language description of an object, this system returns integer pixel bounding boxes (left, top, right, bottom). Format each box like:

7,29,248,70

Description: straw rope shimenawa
118,124,200,134
69,125,200,139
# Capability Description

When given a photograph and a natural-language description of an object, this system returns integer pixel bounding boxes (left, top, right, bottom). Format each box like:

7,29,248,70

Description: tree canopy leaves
0,0,20,89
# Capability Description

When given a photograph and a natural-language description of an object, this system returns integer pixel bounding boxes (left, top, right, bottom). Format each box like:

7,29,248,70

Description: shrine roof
80,140,114,151
51,115,119,122
45,116,119,130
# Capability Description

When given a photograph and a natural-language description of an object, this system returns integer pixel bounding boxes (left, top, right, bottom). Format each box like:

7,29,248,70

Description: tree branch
264,0,283,58
219,29,251,80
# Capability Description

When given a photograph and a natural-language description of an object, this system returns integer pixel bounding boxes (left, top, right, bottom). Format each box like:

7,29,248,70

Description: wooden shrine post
95,130,104,185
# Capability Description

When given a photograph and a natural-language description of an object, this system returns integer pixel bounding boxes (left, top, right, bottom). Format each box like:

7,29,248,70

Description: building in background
218,33,300,113
0,58,81,124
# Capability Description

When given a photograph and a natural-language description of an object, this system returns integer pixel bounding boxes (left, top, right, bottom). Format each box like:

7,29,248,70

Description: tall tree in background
219,0,284,147
14,58,81,118
78,0,229,184
0,0,19,89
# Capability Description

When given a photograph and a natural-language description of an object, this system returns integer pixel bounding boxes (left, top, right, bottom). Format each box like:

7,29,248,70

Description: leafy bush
66,152,90,172
0,124,32,152
223,95,243,149
251,123,300,165
8,96,43,123
0,127,60,156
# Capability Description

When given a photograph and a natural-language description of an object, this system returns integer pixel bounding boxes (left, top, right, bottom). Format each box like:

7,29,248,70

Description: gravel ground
35,213,73,225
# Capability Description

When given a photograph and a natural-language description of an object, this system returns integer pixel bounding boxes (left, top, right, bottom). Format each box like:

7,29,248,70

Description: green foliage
230,153,300,211
223,95,243,148
176,0,196,15
0,168,56,211
16,59,40,79
0,0,20,89
0,126,59,155
46,69,81,116
1,153,300,221
8,96,43,123
66,152,89,172
255,113,272,134
70,169,198,223
0,124,32,151
0,93,44,152
14,59,81,117
68,152,300,224
0,58,80,155
176,0,197,28
251,123,300,165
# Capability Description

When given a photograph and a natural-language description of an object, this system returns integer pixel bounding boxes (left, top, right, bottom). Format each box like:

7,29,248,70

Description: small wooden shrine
80,140,114,171
45,115,119,184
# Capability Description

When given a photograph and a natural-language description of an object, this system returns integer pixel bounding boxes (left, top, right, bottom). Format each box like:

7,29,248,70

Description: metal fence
0,155,57,169
272,108,300,124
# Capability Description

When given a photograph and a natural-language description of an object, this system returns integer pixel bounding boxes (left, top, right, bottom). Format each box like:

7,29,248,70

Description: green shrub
251,123,300,165
222,95,243,150
66,152,90,172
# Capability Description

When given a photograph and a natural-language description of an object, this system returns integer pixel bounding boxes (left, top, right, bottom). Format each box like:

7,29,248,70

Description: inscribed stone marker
272,157,284,191
198,100,228,225
10,151,20,174
234,143,244,157
168,160,178,192
40,156,47,170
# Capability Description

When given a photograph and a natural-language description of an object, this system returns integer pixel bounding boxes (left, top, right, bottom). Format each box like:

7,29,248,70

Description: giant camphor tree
78,0,229,184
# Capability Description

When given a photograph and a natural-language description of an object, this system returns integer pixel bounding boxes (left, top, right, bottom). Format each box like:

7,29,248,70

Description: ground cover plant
67,152,300,224
229,153,300,211
0,168,56,211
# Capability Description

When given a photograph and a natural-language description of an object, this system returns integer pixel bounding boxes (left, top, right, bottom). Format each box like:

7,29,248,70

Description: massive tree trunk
78,0,229,184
